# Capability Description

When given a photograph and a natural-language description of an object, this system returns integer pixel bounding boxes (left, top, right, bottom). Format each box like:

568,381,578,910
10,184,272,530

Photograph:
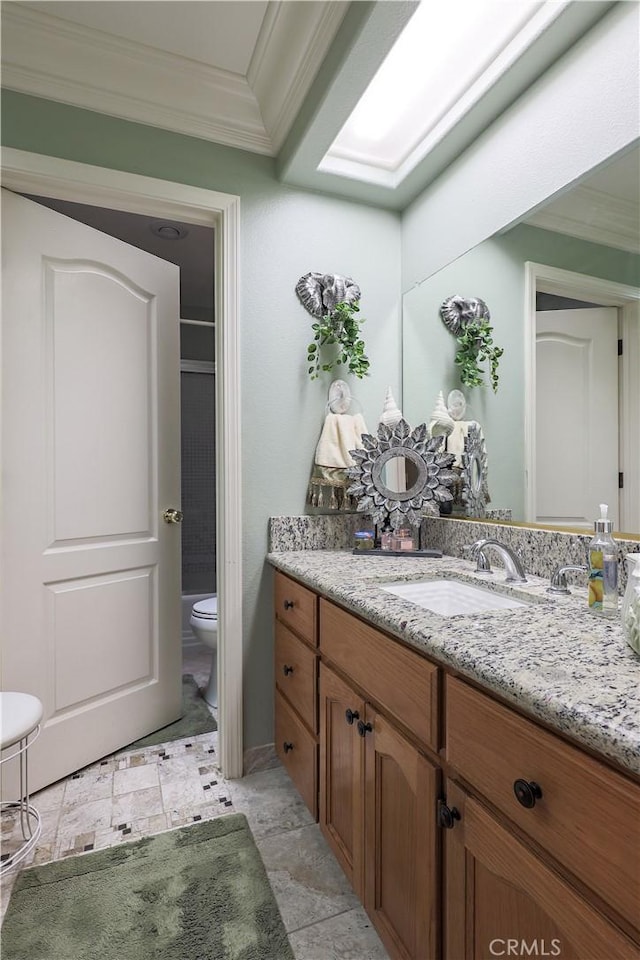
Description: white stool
0,692,43,876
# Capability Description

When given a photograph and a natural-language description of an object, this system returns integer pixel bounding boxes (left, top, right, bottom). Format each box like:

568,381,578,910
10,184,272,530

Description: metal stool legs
1,695,43,877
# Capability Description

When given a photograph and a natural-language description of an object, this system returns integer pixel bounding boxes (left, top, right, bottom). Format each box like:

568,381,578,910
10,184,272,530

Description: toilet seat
192,597,217,621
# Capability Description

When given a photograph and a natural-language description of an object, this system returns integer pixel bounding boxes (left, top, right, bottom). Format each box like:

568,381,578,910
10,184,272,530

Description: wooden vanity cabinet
443,779,640,960
444,675,640,959
273,571,319,818
319,600,440,960
272,570,640,960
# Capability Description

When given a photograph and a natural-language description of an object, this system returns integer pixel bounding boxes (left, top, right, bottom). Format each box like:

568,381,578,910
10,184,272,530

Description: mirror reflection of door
536,300,619,529
382,456,420,495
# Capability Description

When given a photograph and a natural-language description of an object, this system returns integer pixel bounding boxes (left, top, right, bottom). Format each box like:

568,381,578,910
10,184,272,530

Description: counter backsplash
269,515,640,593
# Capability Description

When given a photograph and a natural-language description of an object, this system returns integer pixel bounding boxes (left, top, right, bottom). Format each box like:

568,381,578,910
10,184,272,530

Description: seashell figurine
296,272,361,318
429,391,455,437
379,386,403,427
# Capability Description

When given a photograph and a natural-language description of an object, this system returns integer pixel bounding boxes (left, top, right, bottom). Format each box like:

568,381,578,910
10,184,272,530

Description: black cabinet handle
283,600,295,610
283,741,294,753
345,708,360,725
437,801,461,830
513,779,542,808
283,664,294,676
357,720,373,738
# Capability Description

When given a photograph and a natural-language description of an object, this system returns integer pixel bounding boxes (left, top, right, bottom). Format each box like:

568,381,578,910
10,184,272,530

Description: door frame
1,147,244,779
524,262,640,531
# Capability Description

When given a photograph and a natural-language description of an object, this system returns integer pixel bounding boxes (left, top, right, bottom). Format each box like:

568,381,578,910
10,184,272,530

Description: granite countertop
267,550,640,776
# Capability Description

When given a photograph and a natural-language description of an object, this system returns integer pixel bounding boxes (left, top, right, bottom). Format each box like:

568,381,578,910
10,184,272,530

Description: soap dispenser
588,503,619,616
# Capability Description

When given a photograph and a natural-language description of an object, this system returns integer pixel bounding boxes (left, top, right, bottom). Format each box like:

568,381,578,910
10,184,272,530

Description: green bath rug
2,813,294,960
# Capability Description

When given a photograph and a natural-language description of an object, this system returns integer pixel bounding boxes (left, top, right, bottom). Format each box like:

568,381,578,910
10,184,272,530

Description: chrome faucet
470,539,527,583
547,563,589,595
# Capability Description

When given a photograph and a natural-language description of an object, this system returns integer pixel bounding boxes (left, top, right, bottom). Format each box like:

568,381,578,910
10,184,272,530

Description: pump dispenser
588,504,619,616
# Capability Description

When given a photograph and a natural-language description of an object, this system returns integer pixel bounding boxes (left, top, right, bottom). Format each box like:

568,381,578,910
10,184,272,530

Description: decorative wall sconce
439,295,503,392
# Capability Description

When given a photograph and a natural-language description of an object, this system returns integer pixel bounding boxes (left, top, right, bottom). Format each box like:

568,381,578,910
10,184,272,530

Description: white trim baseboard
1,148,244,779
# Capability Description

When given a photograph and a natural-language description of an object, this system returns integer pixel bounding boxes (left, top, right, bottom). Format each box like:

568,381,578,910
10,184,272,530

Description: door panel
319,663,364,895
46,568,154,710
536,308,618,527
1,189,182,793
364,709,438,960
48,261,154,539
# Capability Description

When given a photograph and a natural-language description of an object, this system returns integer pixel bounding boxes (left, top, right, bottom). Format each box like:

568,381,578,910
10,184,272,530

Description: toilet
189,595,218,707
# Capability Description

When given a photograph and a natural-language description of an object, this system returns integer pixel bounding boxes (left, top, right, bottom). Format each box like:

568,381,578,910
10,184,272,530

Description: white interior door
536,307,619,528
1,189,182,794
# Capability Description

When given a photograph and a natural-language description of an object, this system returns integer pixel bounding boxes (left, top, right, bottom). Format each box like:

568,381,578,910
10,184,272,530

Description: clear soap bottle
588,503,619,617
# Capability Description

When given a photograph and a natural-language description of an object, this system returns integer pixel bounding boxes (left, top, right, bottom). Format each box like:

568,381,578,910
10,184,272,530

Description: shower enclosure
180,321,216,645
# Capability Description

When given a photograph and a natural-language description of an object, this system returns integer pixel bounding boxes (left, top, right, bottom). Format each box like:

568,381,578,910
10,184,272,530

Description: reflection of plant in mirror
307,300,370,381
455,317,503,393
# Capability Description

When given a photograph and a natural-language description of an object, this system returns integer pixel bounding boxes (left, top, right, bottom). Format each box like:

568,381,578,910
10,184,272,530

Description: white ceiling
2,0,638,250
2,0,350,156
24,1,269,75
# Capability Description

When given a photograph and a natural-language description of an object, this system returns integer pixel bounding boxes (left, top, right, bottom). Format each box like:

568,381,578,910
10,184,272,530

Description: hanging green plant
307,299,370,381
454,316,503,393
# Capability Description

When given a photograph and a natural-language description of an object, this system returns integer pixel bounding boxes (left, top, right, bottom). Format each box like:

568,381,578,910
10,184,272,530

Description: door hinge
618,338,623,356
619,472,624,489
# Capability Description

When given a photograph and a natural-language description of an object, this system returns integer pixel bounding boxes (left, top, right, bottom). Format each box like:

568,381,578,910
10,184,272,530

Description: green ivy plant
454,317,504,393
307,299,370,380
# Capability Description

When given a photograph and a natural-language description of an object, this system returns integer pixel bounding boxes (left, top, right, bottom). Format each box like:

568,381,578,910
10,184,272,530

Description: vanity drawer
274,571,318,647
275,620,318,733
275,688,318,820
446,675,640,930
319,598,439,750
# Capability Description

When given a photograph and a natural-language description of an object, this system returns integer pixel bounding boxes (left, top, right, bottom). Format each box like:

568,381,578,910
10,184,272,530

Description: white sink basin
380,579,528,617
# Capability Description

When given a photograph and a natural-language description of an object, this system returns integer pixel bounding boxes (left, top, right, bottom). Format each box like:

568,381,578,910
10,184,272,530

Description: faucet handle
548,564,588,595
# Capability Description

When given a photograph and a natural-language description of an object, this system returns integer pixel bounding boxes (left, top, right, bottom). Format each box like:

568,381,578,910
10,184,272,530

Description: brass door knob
163,508,184,524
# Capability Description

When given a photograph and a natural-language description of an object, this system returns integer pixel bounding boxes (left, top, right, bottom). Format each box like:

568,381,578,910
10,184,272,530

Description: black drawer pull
283,741,294,753
345,708,360,725
513,779,542,808
437,801,461,830
282,664,294,676
357,720,373,738
283,599,295,610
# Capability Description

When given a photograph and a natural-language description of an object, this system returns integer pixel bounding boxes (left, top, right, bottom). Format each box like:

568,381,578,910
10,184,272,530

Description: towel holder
326,379,363,415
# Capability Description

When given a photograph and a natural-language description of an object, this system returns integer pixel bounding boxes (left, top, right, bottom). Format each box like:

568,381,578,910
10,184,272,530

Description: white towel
315,413,368,468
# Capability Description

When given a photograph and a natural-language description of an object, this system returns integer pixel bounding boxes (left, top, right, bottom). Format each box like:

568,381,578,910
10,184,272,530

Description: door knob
163,508,184,524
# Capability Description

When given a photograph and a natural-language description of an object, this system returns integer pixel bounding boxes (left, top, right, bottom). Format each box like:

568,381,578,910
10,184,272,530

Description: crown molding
527,185,640,254
247,1,349,153
1,5,273,155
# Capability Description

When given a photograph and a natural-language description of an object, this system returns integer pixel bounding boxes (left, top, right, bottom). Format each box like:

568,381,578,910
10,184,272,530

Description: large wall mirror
403,144,640,536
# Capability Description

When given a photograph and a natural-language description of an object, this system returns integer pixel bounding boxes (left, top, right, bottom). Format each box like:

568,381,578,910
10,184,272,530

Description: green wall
403,223,640,518
2,90,402,751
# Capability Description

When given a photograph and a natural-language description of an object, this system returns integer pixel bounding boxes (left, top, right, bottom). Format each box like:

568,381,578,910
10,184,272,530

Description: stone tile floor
0,647,388,959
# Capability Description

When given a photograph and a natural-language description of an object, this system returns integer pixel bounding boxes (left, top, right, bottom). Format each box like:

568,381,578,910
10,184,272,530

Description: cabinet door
364,707,439,960
319,663,365,896
443,780,640,960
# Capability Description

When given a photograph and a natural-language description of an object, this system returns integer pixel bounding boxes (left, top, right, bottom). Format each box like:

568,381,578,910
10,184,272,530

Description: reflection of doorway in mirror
525,263,640,533
536,305,618,529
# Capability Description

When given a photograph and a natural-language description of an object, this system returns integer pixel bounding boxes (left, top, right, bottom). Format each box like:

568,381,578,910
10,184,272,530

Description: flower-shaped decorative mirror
460,423,490,517
347,419,456,529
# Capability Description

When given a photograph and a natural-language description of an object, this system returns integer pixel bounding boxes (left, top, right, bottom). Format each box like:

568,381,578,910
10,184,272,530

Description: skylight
319,0,567,188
